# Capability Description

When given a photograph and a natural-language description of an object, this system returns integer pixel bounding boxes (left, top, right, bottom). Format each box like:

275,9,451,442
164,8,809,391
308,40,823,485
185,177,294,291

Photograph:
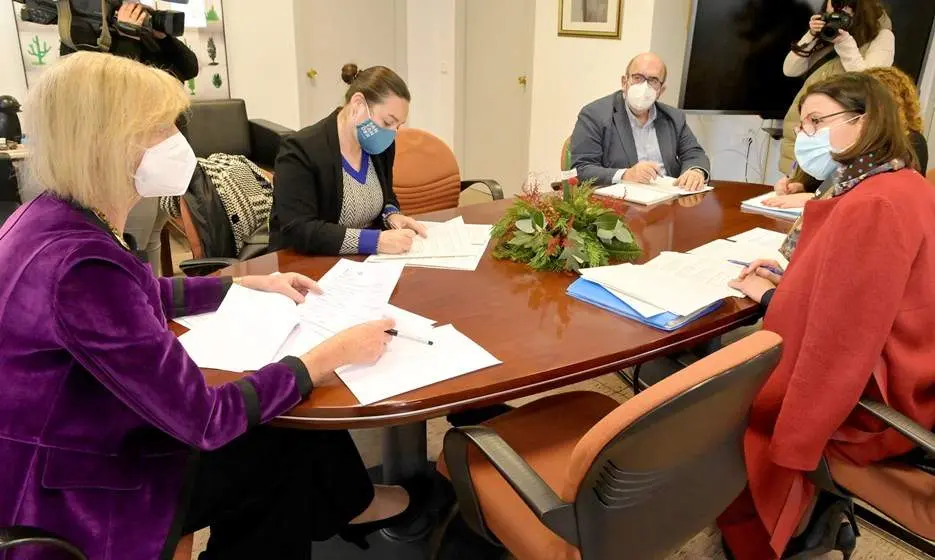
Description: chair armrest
858,398,935,455
443,426,579,546
248,119,294,169
460,179,504,200
0,526,88,559
179,257,239,277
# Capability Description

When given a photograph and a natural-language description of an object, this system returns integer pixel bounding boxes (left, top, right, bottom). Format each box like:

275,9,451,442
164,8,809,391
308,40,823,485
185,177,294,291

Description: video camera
820,10,853,42
14,0,186,50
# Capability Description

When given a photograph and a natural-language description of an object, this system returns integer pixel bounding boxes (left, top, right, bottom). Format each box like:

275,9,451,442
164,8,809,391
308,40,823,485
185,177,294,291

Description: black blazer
268,108,400,255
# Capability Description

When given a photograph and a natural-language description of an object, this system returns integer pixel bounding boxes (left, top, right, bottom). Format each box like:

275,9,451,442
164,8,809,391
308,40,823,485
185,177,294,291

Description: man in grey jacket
571,52,711,190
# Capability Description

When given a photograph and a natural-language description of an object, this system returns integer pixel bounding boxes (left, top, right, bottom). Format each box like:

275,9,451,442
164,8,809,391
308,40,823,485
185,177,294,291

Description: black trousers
180,427,375,560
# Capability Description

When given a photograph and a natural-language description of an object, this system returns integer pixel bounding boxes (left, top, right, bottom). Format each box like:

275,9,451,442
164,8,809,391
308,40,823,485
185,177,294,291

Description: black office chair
0,201,19,227
0,526,87,559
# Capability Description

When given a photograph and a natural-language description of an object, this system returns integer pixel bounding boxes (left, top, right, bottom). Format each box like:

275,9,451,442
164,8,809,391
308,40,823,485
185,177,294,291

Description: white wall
0,1,28,114
405,0,457,149
526,0,655,177
224,0,301,129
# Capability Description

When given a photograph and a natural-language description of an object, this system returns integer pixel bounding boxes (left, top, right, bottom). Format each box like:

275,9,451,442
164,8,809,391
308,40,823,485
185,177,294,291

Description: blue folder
567,278,723,332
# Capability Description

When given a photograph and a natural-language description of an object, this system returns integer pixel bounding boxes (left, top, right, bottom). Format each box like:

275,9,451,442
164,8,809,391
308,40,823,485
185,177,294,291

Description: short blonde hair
25,51,190,210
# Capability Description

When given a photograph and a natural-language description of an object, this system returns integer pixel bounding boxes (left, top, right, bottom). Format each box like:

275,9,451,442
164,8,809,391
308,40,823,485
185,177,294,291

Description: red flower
568,177,579,186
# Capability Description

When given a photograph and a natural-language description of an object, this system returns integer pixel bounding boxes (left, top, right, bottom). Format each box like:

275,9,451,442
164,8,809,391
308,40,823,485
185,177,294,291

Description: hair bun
341,63,360,85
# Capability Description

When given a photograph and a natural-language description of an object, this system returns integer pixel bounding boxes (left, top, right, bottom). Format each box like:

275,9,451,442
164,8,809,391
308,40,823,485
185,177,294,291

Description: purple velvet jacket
0,194,312,559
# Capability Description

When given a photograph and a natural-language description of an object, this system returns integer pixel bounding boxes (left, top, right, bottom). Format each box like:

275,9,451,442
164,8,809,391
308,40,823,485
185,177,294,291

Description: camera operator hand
117,2,166,40
808,14,825,37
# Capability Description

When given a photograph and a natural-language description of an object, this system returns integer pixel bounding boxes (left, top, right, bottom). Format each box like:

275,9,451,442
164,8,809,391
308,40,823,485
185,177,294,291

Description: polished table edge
189,182,778,429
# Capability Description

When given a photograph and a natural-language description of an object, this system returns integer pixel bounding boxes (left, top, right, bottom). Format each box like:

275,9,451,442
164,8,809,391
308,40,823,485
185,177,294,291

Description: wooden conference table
193,181,790,431
178,181,792,551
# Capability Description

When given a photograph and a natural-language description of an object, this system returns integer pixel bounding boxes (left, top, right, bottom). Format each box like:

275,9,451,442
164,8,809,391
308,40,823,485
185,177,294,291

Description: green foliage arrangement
491,178,641,272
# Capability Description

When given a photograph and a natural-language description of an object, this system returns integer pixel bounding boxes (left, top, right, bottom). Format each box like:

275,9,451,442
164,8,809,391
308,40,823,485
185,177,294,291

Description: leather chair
926,169,935,186
807,400,935,557
438,331,782,560
162,99,293,276
393,128,503,214
0,527,193,559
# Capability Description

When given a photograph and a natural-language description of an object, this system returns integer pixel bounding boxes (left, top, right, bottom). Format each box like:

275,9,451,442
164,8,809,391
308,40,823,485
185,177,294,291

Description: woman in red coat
719,72,935,559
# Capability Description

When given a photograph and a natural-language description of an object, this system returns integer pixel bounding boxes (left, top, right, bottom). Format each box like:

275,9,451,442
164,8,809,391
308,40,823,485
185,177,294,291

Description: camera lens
150,10,185,36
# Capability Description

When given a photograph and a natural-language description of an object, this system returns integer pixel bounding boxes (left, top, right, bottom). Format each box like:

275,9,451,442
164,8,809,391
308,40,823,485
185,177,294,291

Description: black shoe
339,478,431,550
782,491,859,559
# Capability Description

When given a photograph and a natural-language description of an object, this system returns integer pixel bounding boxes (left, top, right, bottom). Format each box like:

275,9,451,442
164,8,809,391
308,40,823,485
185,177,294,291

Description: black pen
385,329,434,346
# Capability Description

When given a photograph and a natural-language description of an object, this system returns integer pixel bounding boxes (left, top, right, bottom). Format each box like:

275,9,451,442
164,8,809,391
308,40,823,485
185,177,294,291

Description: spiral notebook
567,278,722,332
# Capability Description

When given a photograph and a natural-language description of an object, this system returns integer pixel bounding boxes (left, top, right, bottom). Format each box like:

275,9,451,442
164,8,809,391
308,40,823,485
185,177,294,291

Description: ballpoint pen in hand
728,259,784,277
385,329,434,346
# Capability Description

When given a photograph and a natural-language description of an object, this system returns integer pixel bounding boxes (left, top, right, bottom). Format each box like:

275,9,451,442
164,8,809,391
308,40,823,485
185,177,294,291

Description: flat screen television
679,0,935,119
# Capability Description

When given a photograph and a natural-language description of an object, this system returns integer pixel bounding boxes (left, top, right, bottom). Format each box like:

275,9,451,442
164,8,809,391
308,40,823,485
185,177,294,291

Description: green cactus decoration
207,37,218,65
27,36,51,65
212,73,222,89
205,5,220,22
187,78,196,96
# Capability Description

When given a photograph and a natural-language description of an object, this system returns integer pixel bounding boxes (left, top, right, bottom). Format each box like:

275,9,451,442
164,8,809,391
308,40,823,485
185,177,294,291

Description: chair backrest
563,331,783,560
926,169,935,186
0,526,87,559
178,164,237,259
561,136,573,171
392,128,461,214
186,99,251,159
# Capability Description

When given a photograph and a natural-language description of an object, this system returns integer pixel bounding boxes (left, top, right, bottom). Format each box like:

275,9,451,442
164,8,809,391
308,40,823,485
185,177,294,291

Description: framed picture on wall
558,0,623,38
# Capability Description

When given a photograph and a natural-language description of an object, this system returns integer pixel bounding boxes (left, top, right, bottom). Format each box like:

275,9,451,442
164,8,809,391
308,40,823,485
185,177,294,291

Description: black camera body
14,0,186,40
821,10,853,42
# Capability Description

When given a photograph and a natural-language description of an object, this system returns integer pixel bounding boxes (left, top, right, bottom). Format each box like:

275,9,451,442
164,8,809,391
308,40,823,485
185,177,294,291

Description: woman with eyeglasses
268,63,428,256
719,72,935,559
767,65,928,209
777,0,893,188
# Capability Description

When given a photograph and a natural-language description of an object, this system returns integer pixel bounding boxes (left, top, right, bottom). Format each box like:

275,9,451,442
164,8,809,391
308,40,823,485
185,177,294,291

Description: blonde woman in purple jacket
0,52,416,560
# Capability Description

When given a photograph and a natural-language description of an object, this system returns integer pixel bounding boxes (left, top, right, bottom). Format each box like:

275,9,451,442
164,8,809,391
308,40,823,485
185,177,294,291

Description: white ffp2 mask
625,81,658,113
134,132,197,198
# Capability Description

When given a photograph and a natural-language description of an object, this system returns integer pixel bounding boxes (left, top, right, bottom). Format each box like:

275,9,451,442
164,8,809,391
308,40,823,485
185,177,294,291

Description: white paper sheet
728,227,788,250
366,218,492,271
581,252,745,316
298,259,404,334
337,324,501,405
688,238,789,269
178,284,299,372
374,220,475,259
595,184,676,205
174,311,217,330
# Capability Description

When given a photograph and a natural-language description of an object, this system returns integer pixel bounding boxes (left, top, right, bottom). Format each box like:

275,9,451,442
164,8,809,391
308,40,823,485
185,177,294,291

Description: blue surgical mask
794,128,840,180
356,103,396,155
793,114,861,180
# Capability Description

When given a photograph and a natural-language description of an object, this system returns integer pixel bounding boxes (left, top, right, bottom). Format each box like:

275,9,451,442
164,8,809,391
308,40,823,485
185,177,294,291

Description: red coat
719,168,935,559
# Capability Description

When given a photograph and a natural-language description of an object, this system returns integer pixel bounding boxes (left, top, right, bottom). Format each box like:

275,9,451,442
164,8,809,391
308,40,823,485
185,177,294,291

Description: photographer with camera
776,0,893,184
59,1,198,82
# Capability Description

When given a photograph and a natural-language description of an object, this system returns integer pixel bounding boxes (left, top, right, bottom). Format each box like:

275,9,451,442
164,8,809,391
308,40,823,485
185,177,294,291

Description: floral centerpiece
490,176,641,272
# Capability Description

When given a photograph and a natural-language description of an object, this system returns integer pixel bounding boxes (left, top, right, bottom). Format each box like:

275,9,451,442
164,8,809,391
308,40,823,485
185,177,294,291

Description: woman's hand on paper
301,318,395,383
387,214,429,237
763,193,812,209
729,270,778,304
774,176,805,195
378,229,416,254
237,273,322,304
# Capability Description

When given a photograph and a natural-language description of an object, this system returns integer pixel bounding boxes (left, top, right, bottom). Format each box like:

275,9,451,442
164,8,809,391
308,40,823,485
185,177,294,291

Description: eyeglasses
795,110,863,136
628,73,664,90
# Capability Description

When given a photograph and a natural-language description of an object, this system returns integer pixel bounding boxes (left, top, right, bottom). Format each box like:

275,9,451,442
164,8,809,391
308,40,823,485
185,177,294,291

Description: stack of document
741,193,803,220
174,259,502,404
569,226,788,329
595,176,714,206
178,259,405,372
581,252,744,317
366,217,492,271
